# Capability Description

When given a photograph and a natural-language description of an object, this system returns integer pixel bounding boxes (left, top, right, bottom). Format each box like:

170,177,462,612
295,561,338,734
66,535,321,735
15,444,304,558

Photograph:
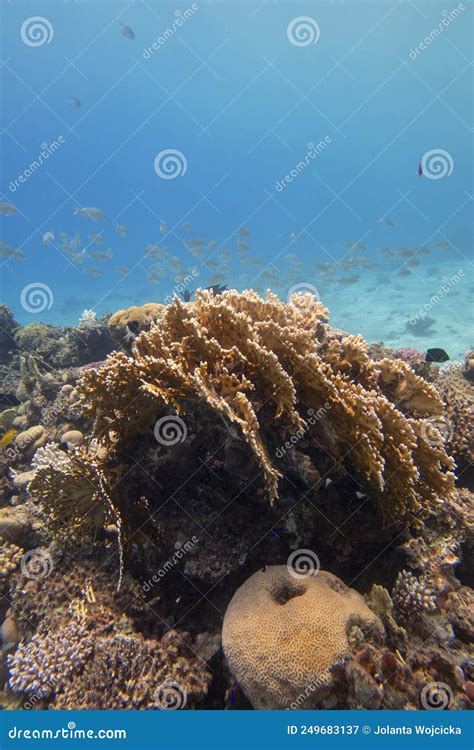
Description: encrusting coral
222,566,384,709
78,290,454,523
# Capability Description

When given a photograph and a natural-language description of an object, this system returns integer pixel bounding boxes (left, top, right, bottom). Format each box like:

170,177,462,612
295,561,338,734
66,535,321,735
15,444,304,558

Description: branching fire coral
27,444,124,573
78,290,455,523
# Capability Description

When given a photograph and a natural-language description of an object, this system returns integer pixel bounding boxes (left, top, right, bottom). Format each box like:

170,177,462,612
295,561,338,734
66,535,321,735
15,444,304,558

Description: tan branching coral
78,290,454,522
435,363,474,467
27,444,124,572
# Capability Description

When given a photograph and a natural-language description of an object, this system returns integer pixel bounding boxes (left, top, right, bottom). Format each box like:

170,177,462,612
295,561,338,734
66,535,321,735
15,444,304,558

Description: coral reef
27,444,115,550
0,290,471,712
52,629,210,710
0,304,19,365
435,362,474,471
79,290,454,523
7,572,211,710
222,566,384,709
14,318,115,370
0,542,23,592
107,302,165,344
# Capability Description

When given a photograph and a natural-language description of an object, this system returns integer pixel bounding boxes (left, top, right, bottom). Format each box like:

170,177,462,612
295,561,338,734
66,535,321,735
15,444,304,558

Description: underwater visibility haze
0,0,473,720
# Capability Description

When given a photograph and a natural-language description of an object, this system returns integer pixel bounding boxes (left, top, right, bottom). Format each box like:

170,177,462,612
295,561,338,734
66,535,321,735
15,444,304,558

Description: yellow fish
0,429,17,448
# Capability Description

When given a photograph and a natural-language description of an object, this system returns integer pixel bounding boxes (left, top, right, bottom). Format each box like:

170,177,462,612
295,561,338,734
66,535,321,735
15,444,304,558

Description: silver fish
0,202,17,216
66,97,81,108
74,206,106,221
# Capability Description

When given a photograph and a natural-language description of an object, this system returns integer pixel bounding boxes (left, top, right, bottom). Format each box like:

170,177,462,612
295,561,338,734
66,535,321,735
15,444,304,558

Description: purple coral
394,347,424,363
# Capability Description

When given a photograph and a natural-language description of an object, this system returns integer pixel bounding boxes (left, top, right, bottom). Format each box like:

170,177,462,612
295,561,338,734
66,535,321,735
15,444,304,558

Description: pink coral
394,347,424,363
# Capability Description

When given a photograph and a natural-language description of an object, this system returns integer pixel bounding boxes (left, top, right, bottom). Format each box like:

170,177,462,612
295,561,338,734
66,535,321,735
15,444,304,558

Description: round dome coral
222,566,384,709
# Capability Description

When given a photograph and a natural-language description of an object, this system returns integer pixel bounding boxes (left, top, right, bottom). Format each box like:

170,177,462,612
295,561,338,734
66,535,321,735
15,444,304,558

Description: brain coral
78,290,454,523
222,566,384,709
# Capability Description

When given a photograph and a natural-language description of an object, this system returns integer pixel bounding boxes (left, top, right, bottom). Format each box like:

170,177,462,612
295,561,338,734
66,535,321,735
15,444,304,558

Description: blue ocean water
1,0,472,358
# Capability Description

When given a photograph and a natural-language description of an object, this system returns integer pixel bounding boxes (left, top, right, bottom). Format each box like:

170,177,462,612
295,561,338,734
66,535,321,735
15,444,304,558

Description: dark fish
418,160,423,177
425,348,449,363
270,527,285,539
121,24,135,40
180,289,193,302
205,284,228,295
